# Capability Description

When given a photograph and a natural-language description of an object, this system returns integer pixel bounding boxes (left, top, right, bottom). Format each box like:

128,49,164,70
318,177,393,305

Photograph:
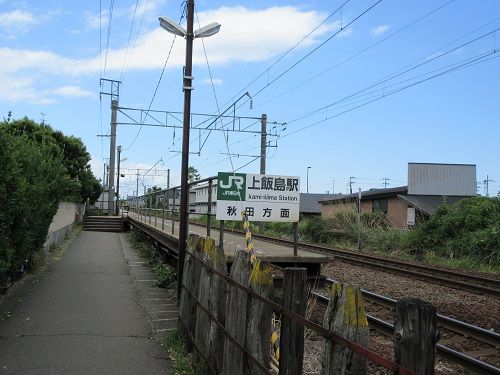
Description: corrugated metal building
319,163,477,229
408,163,476,196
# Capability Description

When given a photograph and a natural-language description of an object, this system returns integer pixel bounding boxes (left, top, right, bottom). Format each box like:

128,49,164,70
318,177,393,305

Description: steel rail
163,220,500,296
312,292,500,375
323,278,500,347
248,233,500,298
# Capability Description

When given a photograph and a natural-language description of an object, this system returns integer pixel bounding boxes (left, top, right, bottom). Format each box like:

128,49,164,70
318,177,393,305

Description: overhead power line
280,51,500,140
285,26,500,125
221,0,351,109
254,0,459,109
124,30,180,150
195,50,499,172
122,0,152,76
120,0,140,81
250,0,384,100
103,0,115,78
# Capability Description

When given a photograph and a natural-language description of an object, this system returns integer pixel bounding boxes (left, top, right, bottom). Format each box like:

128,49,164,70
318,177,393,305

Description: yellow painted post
321,283,369,374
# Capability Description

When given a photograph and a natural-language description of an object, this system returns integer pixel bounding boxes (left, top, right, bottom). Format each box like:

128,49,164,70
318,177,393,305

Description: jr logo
219,175,244,190
217,172,246,201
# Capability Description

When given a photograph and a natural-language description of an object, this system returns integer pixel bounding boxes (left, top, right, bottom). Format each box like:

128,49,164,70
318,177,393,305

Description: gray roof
319,186,408,204
397,194,470,216
300,193,341,213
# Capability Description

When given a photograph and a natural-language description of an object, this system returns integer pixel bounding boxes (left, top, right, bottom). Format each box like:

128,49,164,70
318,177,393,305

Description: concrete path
0,231,175,375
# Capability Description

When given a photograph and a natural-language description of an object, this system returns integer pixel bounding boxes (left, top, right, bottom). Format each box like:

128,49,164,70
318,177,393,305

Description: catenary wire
120,0,140,81
122,0,151,76
283,26,500,125
219,0,351,109
245,0,384,105
124,12,184,151
278,52,500,140
194,51,499,173
253,0,458,109
103,0,115,78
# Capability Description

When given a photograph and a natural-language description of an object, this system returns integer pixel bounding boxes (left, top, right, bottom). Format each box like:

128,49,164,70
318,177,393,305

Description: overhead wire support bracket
99,78,121,102
116,106,266,134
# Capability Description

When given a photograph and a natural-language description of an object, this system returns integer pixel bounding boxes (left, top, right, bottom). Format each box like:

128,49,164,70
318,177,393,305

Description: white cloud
336,25,353,38
132,0,165,20
371,24,389,37
0,75,55,105
2,5,338,104
84,10,108,29
50,85,93,98
201,78,223,86
0,10,37,38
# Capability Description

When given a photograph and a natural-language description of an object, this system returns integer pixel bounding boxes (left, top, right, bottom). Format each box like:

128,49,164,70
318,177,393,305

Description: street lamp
306,166,311,194
159,2,220,299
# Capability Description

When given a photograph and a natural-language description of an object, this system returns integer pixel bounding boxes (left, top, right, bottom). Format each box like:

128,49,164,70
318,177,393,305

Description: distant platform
126,214,331,276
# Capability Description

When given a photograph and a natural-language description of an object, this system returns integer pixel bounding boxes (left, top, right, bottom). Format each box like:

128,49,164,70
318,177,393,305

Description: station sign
216,172,300,222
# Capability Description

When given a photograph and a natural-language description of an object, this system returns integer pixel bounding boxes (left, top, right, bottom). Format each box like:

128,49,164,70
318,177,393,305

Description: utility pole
332,179,335,195
107,100,118,215
357,188,362,252
259,113,267,234
484,175,493,197
167,168,170,189
176,0,195,299
383,177,390,189
260,113,267,174
136,169,140,197
103,163,107,188
349,176,355,194
307,166,311,194
116,146,122,215
100,78,121,214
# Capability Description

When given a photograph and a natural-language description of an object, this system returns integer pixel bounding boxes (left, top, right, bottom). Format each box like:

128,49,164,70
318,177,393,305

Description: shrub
0,129,68,287
408,197,500,266
153,264,177,289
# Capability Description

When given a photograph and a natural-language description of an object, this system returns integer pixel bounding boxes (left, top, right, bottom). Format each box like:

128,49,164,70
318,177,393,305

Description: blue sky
1,0,499,197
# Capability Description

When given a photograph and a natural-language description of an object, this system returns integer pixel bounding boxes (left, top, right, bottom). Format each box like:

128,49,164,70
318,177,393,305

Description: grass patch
153,263,177,289
424,251,500,275
164,330,203,375
128,228,178,297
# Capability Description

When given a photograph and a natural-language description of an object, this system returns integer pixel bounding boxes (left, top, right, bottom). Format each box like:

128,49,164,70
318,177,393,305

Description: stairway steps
84,216,123,232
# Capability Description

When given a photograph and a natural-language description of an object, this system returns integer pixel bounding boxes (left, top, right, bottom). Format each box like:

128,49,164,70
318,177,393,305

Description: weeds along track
249,232,500,298
311,279,500,374
188,222,500,296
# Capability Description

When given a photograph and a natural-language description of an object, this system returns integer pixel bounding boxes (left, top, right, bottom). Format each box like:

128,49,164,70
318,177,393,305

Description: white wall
44,202,85,250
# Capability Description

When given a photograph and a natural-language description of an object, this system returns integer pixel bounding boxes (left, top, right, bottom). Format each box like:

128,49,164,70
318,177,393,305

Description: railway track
249,232,500,298
312,279,500,374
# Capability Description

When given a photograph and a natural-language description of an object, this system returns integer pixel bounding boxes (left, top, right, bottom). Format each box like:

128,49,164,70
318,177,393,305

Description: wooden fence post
194,238,214,364
246,259,274,375
208,244,227,373
321,283,369,375
279,268,307,375
223,250,252,375
178,234,204,352
394,298,437,375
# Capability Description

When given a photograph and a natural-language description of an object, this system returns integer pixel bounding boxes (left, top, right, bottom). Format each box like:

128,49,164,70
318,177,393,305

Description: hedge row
0,127,71,288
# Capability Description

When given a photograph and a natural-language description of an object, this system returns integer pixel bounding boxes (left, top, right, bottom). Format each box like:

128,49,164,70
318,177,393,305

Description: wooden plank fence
178,233,437,374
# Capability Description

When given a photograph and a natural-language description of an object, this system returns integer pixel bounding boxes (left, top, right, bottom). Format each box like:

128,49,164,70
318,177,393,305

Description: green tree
188,166,200,183
1,117,102,203
0,128,70,287
146,186,163,208
408,196,500,266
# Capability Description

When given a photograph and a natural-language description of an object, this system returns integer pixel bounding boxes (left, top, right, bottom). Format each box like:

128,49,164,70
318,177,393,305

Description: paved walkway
0,231,175,374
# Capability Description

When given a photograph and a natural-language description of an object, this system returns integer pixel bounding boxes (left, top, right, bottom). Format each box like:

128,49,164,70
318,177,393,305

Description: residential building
319,163,477,229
